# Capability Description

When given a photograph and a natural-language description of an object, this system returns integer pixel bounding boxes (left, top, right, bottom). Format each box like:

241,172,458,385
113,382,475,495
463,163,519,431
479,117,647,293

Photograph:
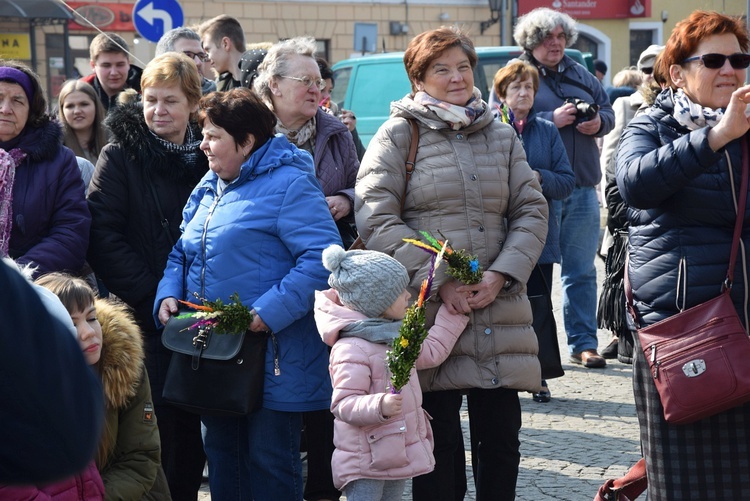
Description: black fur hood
5,119,64,163
105,101,207,184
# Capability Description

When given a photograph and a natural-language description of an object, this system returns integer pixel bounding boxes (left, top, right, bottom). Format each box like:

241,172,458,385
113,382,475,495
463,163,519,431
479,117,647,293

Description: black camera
565,97,599,121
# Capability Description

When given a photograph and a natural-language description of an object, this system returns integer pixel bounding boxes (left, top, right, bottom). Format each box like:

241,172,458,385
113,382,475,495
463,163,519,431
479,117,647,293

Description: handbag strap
401,118,419,212
725,137,749,291
148,181,176,247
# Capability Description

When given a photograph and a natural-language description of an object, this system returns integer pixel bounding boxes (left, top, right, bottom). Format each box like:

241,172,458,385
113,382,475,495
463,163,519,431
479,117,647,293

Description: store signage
0,33,31,60
68,2,136,31
518,0,650,19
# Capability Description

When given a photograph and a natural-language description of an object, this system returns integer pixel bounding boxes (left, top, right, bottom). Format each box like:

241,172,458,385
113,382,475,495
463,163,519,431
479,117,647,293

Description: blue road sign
133,0,184,43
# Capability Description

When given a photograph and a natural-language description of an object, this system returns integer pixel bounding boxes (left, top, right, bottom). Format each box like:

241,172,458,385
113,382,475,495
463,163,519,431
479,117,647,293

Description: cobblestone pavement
199,235,642,500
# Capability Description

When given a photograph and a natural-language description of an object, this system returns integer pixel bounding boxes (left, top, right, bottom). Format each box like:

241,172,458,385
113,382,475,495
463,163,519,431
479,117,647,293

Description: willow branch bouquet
177,292,253,335
403,230,483,285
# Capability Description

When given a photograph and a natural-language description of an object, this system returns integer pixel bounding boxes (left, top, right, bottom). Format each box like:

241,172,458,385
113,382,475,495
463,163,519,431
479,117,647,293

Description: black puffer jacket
87,102,208,402
616,89,749,327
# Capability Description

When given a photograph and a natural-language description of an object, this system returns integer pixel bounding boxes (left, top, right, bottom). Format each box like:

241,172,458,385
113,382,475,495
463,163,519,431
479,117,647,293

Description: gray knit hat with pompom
322,244,409,318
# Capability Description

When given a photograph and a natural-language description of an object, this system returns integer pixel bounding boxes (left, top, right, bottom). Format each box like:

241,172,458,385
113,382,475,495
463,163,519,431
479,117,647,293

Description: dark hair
198,87,275,154
0,60,49,129
659,10,749,89
493,60,540,98
316,56,334,82
403,27,477,94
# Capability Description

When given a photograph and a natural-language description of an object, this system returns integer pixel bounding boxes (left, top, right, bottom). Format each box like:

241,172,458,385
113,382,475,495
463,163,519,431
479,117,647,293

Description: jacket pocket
366,419,409,471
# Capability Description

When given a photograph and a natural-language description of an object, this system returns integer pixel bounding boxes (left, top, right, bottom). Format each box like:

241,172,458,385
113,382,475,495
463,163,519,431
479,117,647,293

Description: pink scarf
0,148,27,256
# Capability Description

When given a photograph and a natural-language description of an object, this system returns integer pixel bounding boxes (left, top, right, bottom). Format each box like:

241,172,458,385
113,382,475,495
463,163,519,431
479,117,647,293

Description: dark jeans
155,403,206,501
302,409,341,500
412,388,521,501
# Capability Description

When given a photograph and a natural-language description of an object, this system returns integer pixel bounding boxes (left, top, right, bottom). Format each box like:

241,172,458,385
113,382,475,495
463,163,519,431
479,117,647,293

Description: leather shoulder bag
629,137,750,425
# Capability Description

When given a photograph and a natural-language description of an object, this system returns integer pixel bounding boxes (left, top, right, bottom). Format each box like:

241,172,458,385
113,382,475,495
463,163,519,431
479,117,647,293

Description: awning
0,0,73,19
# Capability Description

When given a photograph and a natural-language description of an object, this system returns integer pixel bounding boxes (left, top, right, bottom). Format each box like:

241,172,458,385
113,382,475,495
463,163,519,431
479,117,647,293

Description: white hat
638,45,664,71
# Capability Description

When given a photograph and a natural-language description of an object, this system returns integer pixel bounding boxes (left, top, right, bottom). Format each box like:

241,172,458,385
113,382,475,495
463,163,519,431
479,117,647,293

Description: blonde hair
140,53,202,108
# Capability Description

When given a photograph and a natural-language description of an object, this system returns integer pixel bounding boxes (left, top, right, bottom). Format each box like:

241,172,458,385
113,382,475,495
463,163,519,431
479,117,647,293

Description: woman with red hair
617,11,750,499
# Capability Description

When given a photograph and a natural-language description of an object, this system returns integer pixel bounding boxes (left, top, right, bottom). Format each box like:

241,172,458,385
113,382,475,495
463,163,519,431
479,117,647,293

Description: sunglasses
682,53,750,70
281,75,326,91
183,50,209,63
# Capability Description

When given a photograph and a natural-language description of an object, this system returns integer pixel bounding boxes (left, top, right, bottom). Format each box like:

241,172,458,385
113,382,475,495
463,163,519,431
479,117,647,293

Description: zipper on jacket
270,331,280,376
199,192,222,298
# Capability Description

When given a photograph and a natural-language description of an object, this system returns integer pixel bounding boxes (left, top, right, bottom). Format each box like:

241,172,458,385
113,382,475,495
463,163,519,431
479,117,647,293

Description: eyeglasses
183,50,209,63
641,67,653,75
281,75,326,91
542,32,567,46
682,53,750,70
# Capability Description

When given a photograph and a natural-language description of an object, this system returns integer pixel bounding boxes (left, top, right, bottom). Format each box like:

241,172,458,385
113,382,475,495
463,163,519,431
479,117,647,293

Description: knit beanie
322,244,409,318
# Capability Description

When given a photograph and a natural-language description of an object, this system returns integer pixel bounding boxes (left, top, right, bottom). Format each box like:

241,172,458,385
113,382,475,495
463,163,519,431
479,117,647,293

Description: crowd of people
4,6,750,501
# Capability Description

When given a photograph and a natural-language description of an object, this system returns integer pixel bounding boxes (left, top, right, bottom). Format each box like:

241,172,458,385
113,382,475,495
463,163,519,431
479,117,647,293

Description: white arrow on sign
137,2,172,32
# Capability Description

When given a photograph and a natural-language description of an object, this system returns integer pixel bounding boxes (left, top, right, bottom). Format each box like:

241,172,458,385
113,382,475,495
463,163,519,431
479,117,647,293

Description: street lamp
480,0,502,35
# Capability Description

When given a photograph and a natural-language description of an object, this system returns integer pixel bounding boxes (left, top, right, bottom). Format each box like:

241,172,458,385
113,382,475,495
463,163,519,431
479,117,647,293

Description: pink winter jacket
0,461,105,500
314,289,469,490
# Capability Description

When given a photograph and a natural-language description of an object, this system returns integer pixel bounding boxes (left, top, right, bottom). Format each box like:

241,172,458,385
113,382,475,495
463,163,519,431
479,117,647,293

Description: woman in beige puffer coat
354,27,548,501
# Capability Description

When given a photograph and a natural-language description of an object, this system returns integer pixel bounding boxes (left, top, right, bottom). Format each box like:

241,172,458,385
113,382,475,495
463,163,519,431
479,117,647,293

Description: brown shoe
570,349,607,368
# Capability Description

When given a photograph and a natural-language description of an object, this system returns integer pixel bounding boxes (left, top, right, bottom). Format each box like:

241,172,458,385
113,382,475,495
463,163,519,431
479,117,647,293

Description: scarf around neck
414,87,486,130
148,126,201,166
340,317,402,345
276,115,317,149
0,148,28,256
672,88,724,131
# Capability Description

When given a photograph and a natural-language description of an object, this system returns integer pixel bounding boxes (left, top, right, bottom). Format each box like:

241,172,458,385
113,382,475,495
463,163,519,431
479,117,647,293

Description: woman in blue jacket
493,60,575,402
155,88,341,500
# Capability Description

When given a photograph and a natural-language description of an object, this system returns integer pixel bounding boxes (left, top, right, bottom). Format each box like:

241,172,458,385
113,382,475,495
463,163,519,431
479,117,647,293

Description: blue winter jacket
616,89,749,327
154,135,342,412
512,109,575,264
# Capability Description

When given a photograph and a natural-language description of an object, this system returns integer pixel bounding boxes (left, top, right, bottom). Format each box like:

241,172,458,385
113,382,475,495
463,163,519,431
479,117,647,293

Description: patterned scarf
672,88,724,131
0,148,28,256
276,116,317,149
414,87,486,130
148,126,201,166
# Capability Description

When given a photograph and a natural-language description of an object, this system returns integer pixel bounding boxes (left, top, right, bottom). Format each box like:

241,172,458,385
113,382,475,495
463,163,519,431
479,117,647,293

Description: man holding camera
514,8,614,368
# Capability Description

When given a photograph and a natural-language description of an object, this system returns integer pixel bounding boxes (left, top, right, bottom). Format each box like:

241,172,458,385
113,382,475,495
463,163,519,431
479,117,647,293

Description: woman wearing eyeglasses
253,36,359,501
616,11,750,499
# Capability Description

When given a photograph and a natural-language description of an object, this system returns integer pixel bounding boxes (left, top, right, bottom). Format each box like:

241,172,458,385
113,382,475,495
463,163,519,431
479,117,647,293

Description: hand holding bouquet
403,230,483,285
177,292,253,335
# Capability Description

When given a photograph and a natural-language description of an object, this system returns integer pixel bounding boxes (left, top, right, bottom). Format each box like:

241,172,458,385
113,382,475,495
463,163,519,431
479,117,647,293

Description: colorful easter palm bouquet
177,292,253,335
404,231,483,285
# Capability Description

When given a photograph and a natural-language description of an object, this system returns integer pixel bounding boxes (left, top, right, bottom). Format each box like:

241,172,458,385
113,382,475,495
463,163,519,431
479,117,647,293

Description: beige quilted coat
355,96,548,392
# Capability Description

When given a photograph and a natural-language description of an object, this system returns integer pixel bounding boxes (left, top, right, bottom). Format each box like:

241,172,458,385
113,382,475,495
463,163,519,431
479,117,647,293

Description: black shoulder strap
148,182,175,247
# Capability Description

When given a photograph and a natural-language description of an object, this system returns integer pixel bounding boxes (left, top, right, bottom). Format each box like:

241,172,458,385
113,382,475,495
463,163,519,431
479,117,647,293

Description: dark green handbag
161,312,268,416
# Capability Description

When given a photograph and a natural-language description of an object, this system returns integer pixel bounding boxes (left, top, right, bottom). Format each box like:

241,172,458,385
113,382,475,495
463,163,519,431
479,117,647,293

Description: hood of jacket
196,134,314,191
105,100,207,183
4,119,64,163
314,289,370,346
390,93,495,133
96,299,144,410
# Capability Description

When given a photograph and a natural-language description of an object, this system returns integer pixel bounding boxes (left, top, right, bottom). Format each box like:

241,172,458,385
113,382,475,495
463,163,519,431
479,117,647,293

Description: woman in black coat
87,53,208,501
616,11,750,500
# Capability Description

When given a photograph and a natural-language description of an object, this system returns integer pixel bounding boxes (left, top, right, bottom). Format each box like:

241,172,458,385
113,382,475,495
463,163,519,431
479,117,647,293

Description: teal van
331,47,590,146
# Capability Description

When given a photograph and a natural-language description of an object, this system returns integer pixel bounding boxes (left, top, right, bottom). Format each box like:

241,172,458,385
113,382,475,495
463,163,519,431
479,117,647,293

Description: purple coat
5,121,90,275
314,109,359,218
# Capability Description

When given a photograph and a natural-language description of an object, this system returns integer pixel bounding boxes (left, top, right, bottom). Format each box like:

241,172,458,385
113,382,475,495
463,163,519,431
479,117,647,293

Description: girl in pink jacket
315,245,469,500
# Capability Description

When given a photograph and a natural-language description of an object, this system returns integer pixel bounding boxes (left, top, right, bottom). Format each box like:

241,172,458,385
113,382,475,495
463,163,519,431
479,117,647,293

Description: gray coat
355,95,548,392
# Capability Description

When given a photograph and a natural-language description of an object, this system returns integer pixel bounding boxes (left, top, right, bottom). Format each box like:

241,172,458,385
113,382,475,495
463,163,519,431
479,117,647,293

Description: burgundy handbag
630,138,750,425
594,458,647,501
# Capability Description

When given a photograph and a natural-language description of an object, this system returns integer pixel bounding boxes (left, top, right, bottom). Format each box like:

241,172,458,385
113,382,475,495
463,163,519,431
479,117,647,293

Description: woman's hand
158,297,179,326
249,310,269,332
456,271,506,310
576,113,601,135
439,279,472,315
326,194,351,221
381,393,403,418
708,84,750,151
340,109,357,132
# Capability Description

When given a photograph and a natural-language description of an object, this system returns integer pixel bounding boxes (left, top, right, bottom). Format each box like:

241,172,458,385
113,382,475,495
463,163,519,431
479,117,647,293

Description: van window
349,62,411,118
475,58,515,100
331,67,350,109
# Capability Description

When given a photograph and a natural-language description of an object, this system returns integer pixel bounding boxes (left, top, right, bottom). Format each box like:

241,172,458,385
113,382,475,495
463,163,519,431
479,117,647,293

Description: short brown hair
89,32,129,61
199,15,246,53
493,60,539,99
35,273,95,316
659,10,749,89
198,88,275,155
141,53,203,108
403,27,477,94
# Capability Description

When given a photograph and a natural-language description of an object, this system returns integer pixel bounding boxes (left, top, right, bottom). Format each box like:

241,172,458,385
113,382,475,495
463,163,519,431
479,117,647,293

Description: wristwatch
502,275,514,290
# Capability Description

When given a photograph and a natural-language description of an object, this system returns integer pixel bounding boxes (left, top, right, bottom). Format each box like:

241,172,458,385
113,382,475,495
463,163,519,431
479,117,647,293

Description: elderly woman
254,36,359,248
156,88,341,500
355,27,548,501
0,61,90,276
58,79,107,165
493,60,575,402
616,11,750,499
512,8,614,369
87,53,208,500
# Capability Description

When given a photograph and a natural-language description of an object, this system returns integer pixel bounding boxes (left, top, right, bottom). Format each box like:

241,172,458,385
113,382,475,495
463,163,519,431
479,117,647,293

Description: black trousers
155,403,206,501
412,388,521,501
302,409,341,500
